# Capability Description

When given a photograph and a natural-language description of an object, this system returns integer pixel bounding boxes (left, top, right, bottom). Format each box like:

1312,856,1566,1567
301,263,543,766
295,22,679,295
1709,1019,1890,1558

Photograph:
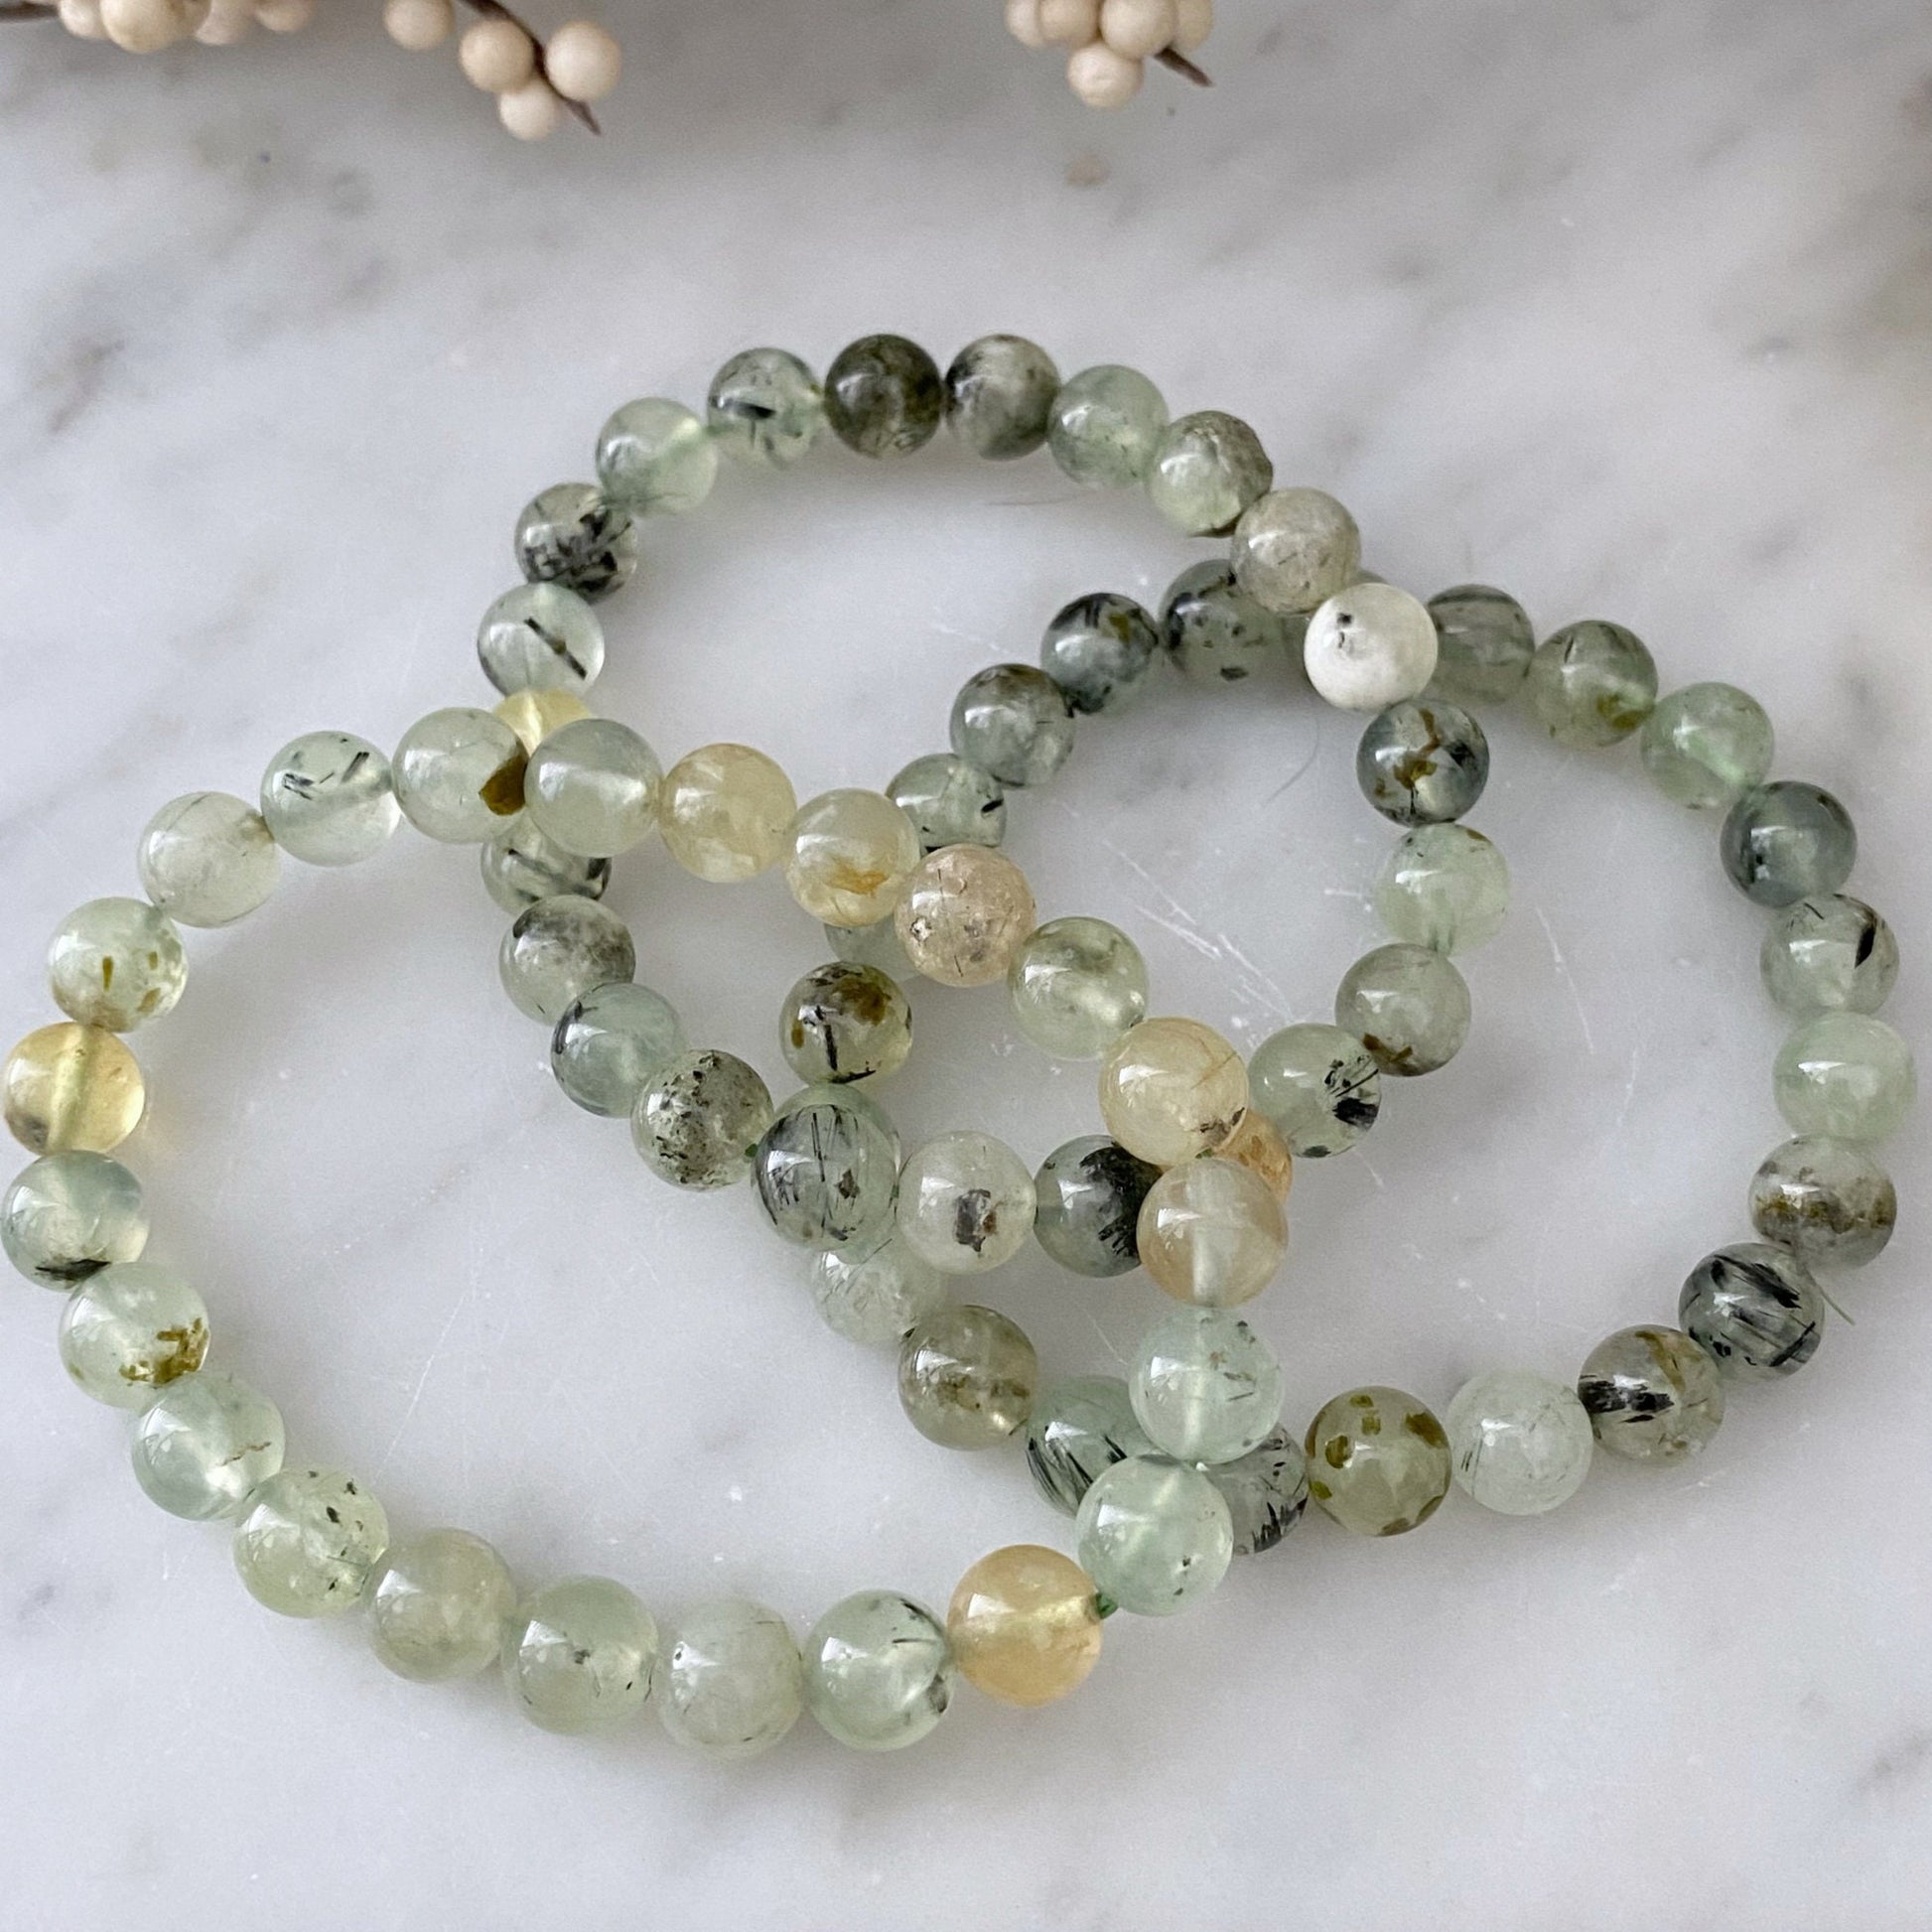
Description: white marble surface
3,1,1931,1923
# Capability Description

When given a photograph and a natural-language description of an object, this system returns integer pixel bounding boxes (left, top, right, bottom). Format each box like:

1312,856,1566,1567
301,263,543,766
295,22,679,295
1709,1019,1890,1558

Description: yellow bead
4,1024,146,1156
1136,1155,1286,1308
1097,1016,1249,1167
782,790,920,928
946,1545,1103,1708
659,744,797,884
1217,1108,1295,1201
494,689,591,755
895,845,1036,988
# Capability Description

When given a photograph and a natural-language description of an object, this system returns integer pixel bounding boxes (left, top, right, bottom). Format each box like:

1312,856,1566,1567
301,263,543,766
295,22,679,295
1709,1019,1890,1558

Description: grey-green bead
1034,1136,1160,1278
1355,698,1489,826
897,1303,1037,1449
809,1230,948,1346
504,1576,658,1734
754,1085,900,1250
1039,592,1160,715
1146,410,1273,535
1578,1325,1724,1463
1203,1428,1310,1554
513,482,638,603
551,981,685,1116
804,1590,954,1751
1374,823,1511,954
2,1152,147,1288
131,1369,285,1520
1230,486,1361,617
1026,1374,1154,1515
950,663,1075,788
944,335,1059,461
1524,620,1657,747
1008,916,1149,1060
498,895,634,1025
480,818,611,914
475,583,606,696
1075,1453,1233,1616
1679,1243,1825,1382
1047,364,1169,488
1335,943,1471,1076
393,707,527,844
137,791,281,928
780,962,911,1086
1760,896,1899,1017
1749,1135,1896,1268
826,915,913,976
523,717,662,858
1638,682,1774,808
233,1466,388,1618
1131,1307,1285,1466
1249,1023,1381,1157
595,397,719,515
1721,781,1857,907
47,897,186,1032
1774,1012,1915,1142
824,334,944,459
259,732,402,866
656,1598,803,1758
897,1131,1036,1276
1160,559,1291,686
59,1261,207,1408
1426,584,1534,704
632,1049,773,1191
887,753,1007,853
368,1528,516,1680
707,347,826,470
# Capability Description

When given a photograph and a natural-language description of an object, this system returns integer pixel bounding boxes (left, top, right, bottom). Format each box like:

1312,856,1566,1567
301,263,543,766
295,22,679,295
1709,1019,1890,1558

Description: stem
0,4,57,20
458,0,601,134
1154,45,1213,87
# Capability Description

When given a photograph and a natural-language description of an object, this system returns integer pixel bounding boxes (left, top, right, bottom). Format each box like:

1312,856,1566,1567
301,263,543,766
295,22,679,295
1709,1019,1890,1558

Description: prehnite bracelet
1,335,1915,1762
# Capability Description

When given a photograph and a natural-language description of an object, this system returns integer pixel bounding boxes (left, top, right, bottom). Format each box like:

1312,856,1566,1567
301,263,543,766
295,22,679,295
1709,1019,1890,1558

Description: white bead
58,0,107,37
1067,39,1143,106
460,15,535,91
251,0,311,28
1038,0,1097,46
382,0,451,50
1005,0,1047,49
99,0,206,52
1098,0,1175,60
1304,581,1439,711
195,0,252,41
1173,0,1212,52
544,20,621,101
497,75,564,139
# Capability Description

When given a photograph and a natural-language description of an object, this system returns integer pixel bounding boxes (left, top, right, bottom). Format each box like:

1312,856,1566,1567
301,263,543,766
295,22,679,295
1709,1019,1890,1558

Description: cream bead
1136,1156,1287,1308
382,0,451,50
58,0,108,40
894,846,1036,988
1304,582,1440,712
100,0,207,52
1098,1017,1249,1167
195,0,252,43
1172,0,1212,52
251,0,311,27
460,16,535,91
1038,0,1098,44
659,744,796,884
1005,0,1047,49
1067,41,1144,107
4,1025,145,1157
946,1546,1103,1708
1099,0,1176,60
783,790,920,929
544,20,621,102
498,77,564,140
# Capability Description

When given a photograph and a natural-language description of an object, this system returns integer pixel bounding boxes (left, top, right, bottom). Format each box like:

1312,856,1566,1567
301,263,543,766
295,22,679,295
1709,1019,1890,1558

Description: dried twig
458,0,600,133
0,3,57,21
1155,45,1212,86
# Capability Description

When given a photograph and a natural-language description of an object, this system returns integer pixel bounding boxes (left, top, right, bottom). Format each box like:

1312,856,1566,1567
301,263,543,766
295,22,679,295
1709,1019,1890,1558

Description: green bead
1578,1325,1724,1463
1248,1022,1381,1157
233,1466,388,1618
804,1590,954,1750
138,791,281,928
2,1151,147,1288
1355,698,1489,826
1444,1372,1593,1517
809,1229,947,1346
1033,1136,1160,1278
551,981,685,1116
1678,1243,1824,1383
513,482,638,603
1335,943,1470,1076
1008,916,1149,1060
1721,781,1856,906
1774,1012,1915,1143
825,915,913,976
47,897,186,1033
131,1369,285,1520
1305,1386,1450,1537
475,584,606,696
780,962,912,1085
656,1598,803,1758
824,335,944,459
595,397,719,515
1039,592,1160,715
1524,620,1657,747
1047,364,1169,488
1075,1453,1233,1616
1159,559,1292,686
888,753,1007,853
504,1576,658,1734
754,1085,900,1250
950,664,1075,788
897,1131,1036,1275
1230,487,1360,618
1748,1135,1895,1268
707,347,825,469
1426,584,1534,704
1638,682,1773,808
368,1528,517,1681
1760,896,1898,1016
260,732,402,866
1146,410,1273,535
523,717,662,858
897,1303,1038,1449
480,819,611,914
59,1261,207,1408
1026,1374,1153,1515
1204,1428,1310,1553
1374,823,1510,953
1131,1307,1284,1465
393,708,527,844
632,1049,773,1190
944,335,1059,461
498,895,634,1025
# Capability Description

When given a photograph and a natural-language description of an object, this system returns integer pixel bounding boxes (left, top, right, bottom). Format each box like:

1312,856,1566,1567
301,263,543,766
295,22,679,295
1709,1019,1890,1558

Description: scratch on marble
1535,903,1596,1056
372,1283,475,1473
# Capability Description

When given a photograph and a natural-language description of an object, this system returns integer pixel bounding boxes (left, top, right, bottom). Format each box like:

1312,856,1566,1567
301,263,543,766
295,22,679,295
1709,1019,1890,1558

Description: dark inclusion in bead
513,483,638,603
1720,780,1858,907
1204,1428,1310,1556
1034,1135,1162,1278
1355,698,1490,826
823,335,945,459
1038,592,1160,716
944,335,1060,461
1677,1242,1826,1382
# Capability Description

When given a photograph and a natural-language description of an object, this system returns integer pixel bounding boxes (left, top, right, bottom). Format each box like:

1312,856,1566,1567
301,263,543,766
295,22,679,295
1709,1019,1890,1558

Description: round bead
1749,1134,1896,1269
1374,823,1511,954
503,1577,657,1734
1335,943,1470,1077
1721,781,1857,907
494,688,592,755
897,1304,1038,1448
1099,0,1176,58
100,0,206,51
754,1086,900,1251
458,15,532,89
1305,582,1440,711
1146,410,1273,536
1,1151,146,1289
1131,1306,1284,1464
809,1231,948,1346
47,897,186,1032
1047,364,1168,487
1444,1370,1594,1517
631,1049,773,1191
393,708,527,844
512,483,637,602
1034,1135,1161,1278
138,791,280,927
1679,1242,1825,1382
522,717,662,858
1173,0,1212,48
655,1599,803,1759
259,731,402,865
1216,1107,1296,1201
1008,916,1149,1060
595,397,717,514
804,1591,954,1751
1203,1428,1309,1554
4,1024,145,1156
544,19,621,100
1075,1454,1232,1616
195,0,252,36
897,1132,1037,1275
233,1467,388,1618
1578,1325,1725,1463
887,753,1007,854
1098,1016,1249,1166
498,895,634,1025
949,664,1075,789
823,334,944,459
782,789,921,928
1230,487,1361,617
895,846,1036,989
1160,559,1291,686
1067,43,1145,110
496,74,562,138
780,962,912,1086
659,743,795,883
131,1370,285,1520
1638,682,1774,808
826,916,912,976
58,1261,207,1408
707,347,825,469
1249,1022,1382,1157
1355,698,1489,827
1426,584,1534,703
1037,0,1097,41
1773,1011,1915,1143
1305,1386,1451,1537
368,1529,516,1681
479,819,610,913
475,582,605,696
551,981,685,1116
944,335,1060,461
1038,591,1160,715
382,0,451,49
1026,1375,1153,1515
1760,896,1899,1017
60,0,108,38
946,1547,1102,1709
1136,1156,1286,1308
1524,620,1658,747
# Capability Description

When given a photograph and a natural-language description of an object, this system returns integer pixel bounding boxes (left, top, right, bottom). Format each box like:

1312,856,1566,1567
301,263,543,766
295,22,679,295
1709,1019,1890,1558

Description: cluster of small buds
1004,0,1212,109
33,0,314,53
383,0,620,140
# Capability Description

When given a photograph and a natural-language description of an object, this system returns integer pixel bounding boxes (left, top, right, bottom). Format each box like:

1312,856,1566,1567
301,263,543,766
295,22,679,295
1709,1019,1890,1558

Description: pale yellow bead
497,76,563,139
1136,1155,1287,1308
460,15,535,91
100,0,207,53
382,0,452,50
544,19,621,102
1067,40,1143,106
194,0,252,42
59,0,108,40
1217,1107,1295,1202
251,0,311,28
1005,0,1047,49
4,1024,145,1157
659,744,796,885
1037,0,1097,45
1098,0,1175,59
894,846,1036,989
1173,0,1212,53
946,1546,1103,1708
1098,1016,1249,1167
494,689,591,755
783,790,920,929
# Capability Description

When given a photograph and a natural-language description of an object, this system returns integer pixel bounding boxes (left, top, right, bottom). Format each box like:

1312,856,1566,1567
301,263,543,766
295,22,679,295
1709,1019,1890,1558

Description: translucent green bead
368,1528,517,1681
897,1303,1038,1449
1160,559,1292,686
1445,1371,1593,1517
1374,823,1510,953
503,1576,658,1734
656,1598,804,1758
1249,1021,1382,1156
1749,1135,1895,1268
131,1369,285,1520
479,819,611,914
1075,1454,1233,1616
1721,781,1857,906
826,915,913,976
1034,1136,1160,1278
950,664,1075,788
1336,943,1470,1076
1026,1374,1153,1515
1008,916,1149,1060
780,962,912,1085
595,397,719,515
58,1261,207,1408
523,717,661,858
1305,1386,1450,1537
1146,410,1273,536
1679,1243,1824,1382
1426,584,1533,704
47,897,186,1032
393,708,527,844
137,791,281,928
1760,896,1898,1016
259,732,402,865
1039,592,1160,715
888,753,1007,853
809,1229,947,1346
1774,1012,1915,1142
897,1131,1035,1275
754,1086,899,1250
233,1466,389,1618
1047,364,1169,488
1578,1325,1724,1463
475,583,606,696
1355,698,1489,826
498,896,634,1025
1638,682,1774,808
632,1049,773,1191
824,334,943,459
1204,1428,1310,1554
551,981,685,1116
1230,487,1361,617
513,482,638,603
804,1590,954,1751
944,335,1059,461
1130,1307,1284,1465
707,347,825,470
1,1151,147,1288
1524,620,1657,747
